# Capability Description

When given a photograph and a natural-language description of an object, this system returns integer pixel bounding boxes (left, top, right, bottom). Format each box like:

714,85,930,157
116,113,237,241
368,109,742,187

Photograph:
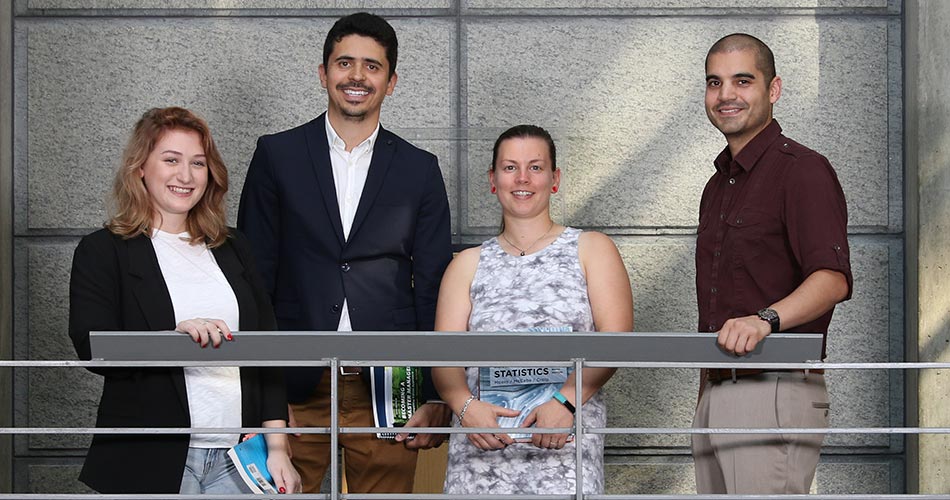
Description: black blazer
68,228,287,493
237,114,453,402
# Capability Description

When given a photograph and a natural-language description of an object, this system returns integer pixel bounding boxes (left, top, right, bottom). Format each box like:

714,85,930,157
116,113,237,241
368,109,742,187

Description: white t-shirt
151,229,242,448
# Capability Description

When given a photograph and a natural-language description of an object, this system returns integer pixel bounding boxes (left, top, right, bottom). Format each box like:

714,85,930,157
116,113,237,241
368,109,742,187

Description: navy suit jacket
68,228,287,493
237,113,453,403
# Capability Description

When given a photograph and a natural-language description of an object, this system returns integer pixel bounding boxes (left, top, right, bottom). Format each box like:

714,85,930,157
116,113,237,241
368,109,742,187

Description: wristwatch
756,308,780,333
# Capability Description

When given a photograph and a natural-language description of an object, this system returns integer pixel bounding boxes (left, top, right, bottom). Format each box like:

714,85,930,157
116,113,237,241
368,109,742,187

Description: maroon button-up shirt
695,120,853,358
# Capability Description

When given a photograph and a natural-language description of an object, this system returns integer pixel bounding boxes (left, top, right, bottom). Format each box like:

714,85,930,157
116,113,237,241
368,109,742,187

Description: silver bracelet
457,395,476,423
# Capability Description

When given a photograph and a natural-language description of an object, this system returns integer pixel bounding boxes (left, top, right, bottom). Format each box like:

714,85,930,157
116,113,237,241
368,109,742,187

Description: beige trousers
691,372,829,494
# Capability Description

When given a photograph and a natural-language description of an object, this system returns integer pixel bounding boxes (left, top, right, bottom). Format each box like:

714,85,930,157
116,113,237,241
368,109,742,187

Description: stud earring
552,186,559,193
491,186,496,193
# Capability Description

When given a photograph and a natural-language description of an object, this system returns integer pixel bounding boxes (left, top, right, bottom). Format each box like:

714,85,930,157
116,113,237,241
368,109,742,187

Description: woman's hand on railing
462,400,520,450
175,318,233,348
522,399,572,450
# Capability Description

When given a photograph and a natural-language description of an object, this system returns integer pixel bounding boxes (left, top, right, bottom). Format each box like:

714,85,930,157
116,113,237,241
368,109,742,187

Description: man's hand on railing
396,402,453,449
522,399,573,450
717,315,771,356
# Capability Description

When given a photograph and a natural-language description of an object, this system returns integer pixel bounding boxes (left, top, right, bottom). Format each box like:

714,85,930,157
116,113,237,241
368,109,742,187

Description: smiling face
489,136,560,220
319,34,397,125
139,128,208,233
705,48,782,155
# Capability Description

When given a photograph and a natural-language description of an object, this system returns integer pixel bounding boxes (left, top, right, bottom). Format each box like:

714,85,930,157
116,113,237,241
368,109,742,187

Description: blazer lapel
304,114,346,246
349,127,395,241
211,239,258,331
126,235,189,411
128,236,176,331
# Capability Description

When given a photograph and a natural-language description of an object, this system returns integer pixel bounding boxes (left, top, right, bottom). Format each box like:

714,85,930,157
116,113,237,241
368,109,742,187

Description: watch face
758,308,780,331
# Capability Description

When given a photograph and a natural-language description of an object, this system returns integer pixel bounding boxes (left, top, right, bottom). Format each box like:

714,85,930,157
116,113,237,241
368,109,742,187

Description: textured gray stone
466,0,887,8
19,243,99,451
824,242,898,448
913,0,950,493
604,239,697,448
25,0,451,9
20,462,91,494
463,17,894,231
604,457,899,494
606,458,695,495
18,18,456,231
814,459,902,494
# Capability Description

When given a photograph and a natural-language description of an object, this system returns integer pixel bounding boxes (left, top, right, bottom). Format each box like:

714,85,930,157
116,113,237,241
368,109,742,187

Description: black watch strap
756,308,780,333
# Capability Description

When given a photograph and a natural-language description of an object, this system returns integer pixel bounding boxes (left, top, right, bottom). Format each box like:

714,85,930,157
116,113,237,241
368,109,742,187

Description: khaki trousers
289,373,418,493
691,372,829,494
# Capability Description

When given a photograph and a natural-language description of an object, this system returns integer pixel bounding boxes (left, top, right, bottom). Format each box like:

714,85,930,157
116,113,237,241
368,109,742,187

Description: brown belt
707,368,824,383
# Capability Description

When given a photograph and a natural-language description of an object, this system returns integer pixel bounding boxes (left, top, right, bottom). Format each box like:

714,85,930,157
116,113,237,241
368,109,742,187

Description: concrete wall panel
463,17,894,231
9,3,904,494
17,18,456,232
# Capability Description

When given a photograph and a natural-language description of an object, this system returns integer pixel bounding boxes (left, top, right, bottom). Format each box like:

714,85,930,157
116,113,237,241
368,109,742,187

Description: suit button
340,262,351,272
332,304,341,312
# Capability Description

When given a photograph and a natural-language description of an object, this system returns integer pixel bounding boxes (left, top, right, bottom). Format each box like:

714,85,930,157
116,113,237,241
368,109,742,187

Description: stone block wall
10,0,904,493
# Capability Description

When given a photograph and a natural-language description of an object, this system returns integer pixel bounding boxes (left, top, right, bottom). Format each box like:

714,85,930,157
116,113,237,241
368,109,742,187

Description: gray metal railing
1,331,945,499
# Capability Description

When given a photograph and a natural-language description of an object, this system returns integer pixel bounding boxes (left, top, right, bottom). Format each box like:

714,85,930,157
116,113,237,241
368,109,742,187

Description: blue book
478,326,575,442
227,434,278,494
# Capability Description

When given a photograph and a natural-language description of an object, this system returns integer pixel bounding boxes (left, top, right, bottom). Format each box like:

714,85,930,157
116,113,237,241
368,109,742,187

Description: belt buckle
339,366,362,376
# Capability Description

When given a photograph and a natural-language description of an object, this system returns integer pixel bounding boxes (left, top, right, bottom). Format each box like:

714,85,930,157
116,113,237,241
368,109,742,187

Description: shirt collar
713,119,783,175
325,115,380,154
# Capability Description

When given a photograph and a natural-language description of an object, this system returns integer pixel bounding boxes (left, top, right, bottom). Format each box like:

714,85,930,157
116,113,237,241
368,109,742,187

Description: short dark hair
323,12,398,78
706,33,776,84
491,124,557,171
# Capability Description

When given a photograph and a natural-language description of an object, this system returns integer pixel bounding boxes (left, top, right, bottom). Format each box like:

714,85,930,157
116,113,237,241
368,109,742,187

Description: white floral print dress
443,227,606,495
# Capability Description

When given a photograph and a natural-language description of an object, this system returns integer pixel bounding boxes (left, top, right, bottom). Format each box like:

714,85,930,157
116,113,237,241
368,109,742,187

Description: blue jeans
179,447,251,495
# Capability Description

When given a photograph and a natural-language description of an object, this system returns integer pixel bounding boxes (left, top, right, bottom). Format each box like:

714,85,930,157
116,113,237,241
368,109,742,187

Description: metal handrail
5,331,938,499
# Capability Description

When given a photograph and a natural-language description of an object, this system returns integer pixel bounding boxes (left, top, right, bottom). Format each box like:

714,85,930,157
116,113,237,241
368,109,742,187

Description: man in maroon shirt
691,33,853,494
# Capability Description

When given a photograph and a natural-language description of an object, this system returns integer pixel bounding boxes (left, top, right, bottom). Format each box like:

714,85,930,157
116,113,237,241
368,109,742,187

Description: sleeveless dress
443,227,606,495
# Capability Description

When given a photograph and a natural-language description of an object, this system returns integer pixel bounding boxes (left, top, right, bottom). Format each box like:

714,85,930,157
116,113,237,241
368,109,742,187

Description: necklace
501,221,556,257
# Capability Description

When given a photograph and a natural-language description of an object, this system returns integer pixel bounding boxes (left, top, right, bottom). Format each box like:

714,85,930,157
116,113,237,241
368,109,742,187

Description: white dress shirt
326,117,380,332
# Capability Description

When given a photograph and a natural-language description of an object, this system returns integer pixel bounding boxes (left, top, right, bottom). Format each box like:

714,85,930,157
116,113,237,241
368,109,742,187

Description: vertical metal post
573,358,584,500
329,358,340,500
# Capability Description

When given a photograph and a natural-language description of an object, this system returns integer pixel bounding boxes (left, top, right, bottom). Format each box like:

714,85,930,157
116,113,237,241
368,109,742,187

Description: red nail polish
279,486,286,494
226,334,233,341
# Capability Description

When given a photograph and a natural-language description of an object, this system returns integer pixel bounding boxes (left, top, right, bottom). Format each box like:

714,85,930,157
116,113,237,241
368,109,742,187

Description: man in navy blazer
237,12,453,494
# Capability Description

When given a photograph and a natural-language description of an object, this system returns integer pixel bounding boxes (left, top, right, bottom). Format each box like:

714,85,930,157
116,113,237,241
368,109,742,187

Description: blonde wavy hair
106,107,229,247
